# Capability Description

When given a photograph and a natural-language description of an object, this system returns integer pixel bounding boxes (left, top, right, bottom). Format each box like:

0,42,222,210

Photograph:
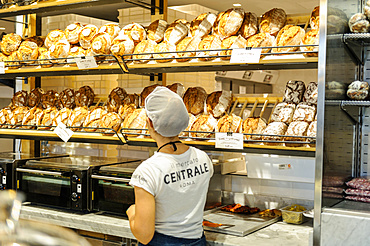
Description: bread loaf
347,80,370,100
270,102,286,122
283,80,306,104
110,34,134,58
5,51,21,69
191,13,217,38
100,112,122,134
67,106,89,131
293,103,316,122
91,33,112,55
216,8,245,39
41,90,58,109
176,36,201,62
39,49,53,68
190,114,217,138
272,25,305,53
261,122,288,145
205,90,232,118
75,85,95,107
220,35,247,60
310,6,320,30
121,108,147,136
147,19,168,43
68,46,86,65
259,8,287,36
349,13,370,33
140,84,159,107
24,36,44,47
65,23,83,45
22,106,43,129
303,82,318,105
164,21,189,45
246,33,275,53
16,41,39,63
132,39,156,63
9,106,28,128
98,23,120,41
326,81,347,99
12,90,28,107
53,107,72,127
79,24,99,49
28,88,44,108
183,86,207,115
120,23,147,46
166,82,185,98
213,11,225,38
238,12,258,39
198,35,221,61
58,88,75,109
107,87,128,112
242,117,267,140
38,107,58,130
216,114,242,133
0,107,13,128
179,113,196,137
153,41,176,63
307,120,317,147
45,29,67,49
278,103,296,124
301,29,319,57
0,33,22,56
118,103,136,121
49,39,71,63
123,94,140,107
83,107,107,132
284,121,309,147
327,7,349,34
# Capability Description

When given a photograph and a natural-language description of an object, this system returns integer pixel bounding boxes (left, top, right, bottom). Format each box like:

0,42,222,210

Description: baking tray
203,209,281,237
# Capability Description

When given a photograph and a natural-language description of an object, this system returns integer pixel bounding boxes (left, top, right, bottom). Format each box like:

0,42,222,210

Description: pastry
58,88,75,109
282,80,306,104
216,114,242,133
132,39,156,63
190,114,217,138
98,23,120,41
121,108,147,136
166,83,185,98
310,6,320,30
68,106,89,131
41,90,59,109
205,90,232,118
238,12,258,39
198,35,221,61
65,23,83,45
100,112,122,134
246,33,275,53
120,23,147,46
0,33,22,55
118,103,136,121
216,8,245,39
44,29,66,49
107,87,128,112
83,106,107,132
153,41,176,63
28,87,44,108
180,113,196,137
349,13,370,33
79,24,99,49
191,13,217,38
293,103,316,122
16,41,39,63
303,82,318,105
140,84,159,107
123,94,140,107
147,19,168,43
220,35,247,60
176,36,201,62
91,33,112,55
24,36,44,47
284,121,310,147
301,29,319,57
110,34,135,58
49,39,71,63
164,21,189,45
272,25,305,53
259,8,287,36
12,90,28,107
347,80,370,100
53,107,72,126
261,122,288,145
183,86,207,115
38,106,58,130
75,85,95,107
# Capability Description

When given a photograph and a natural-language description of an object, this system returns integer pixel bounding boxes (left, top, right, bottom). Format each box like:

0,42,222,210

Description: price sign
75,56,98,69
54,122,74,142
0,62,5,74
230,48,261,64
215,132,244,150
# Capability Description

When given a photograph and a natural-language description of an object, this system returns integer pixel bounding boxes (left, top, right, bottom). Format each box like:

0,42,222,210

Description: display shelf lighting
233,3,242,7
0,27,5,30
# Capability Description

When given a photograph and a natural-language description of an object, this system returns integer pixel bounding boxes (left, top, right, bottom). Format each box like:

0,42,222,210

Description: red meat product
322,192,343,199
345,196,370,203
322,186,344,194
323,175,352,187
345,188,370,197
346,177,370,190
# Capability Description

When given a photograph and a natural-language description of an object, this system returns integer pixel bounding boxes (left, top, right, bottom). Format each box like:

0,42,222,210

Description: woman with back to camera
126,86,213,246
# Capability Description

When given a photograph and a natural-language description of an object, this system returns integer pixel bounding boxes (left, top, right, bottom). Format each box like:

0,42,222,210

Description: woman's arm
126,187,155,245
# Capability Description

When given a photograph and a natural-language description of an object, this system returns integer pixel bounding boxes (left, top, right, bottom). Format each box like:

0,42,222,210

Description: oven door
91,175,134,216
16,168,73,209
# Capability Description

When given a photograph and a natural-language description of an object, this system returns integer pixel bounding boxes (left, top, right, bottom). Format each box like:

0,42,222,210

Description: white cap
145,86,189,137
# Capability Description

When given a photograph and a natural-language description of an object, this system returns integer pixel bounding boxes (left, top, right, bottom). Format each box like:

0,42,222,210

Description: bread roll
242,117,267,140
99,23,120,41
58,88,75,109
164,21,189,45
190,114,217,138
75,85,95,107
238,12,258,39
41,90,59,109
216,8,245,39
16,41,39,63
220,35,247,60
110,34,135,58
120,23,147,46
118,103,136,121
123,94,140,107
121,108,147,136
39,49,53,68
205,90,232,118
283,80,306,104
12,90,28,107
292,103,316,122
347,80,370,100
284,121,309,147
22,106,43,129
9,106,28,128
180,113,196,137
140,84,159,107
107,87,128,112
272,25,305,53
49,39,71,63
68,106,89,131
183,86,207,115
90,33,111,55
166,82,185,98
79,24,99,49
301,29,319,57
246,33,275,53
0,33,22,56
153,41,176,63
261,122,288,146
132,39,156,63
310,6,320,30
303,82,318,105
191,13,217,38
176,36,201,62
83,107,107,132
28,87,44,108
216,114,242,133
198,35,221,61
100,112,122,134
65,23,83,45
147,19,168,43
0,107,13,128
45,29,66,49
260,8,286,36
349,13,370,33
24,36,44,47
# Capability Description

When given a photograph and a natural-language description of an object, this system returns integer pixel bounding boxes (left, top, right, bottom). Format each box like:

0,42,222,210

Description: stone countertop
20,205,313,246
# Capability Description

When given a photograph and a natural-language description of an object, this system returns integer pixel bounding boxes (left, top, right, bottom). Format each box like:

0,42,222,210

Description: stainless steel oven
16,156,139,212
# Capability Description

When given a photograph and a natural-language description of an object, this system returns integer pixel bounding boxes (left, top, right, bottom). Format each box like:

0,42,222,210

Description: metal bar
91,174,130,183
16,168,62,176
0,18,27,25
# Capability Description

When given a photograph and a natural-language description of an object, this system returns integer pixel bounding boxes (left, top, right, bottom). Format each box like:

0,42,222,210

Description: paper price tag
0,62,5,74
215,132,244,150
75,56,98,69
54,122,74,143
230,48,262,64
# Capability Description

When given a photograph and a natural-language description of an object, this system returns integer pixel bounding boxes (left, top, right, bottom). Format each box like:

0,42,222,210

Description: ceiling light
0,27,5,30
233,3,242,7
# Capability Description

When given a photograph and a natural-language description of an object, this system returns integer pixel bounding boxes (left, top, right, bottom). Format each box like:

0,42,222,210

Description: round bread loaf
190,13,207,36
216,114,242,133
238,12,258,39
68,106,89,131
9,106,28,128
39,49,53,68
310,6,320,30
120,23,147,46
179,113,197,137
284,121,310,147
190,114,217,138
0,107,13,128
24,36,44,47
79,24,99,49
191,13,217,38
49,39,71,63
164,21,189,45
220,35,247,60
16,41,39,64
198,35,221,61
121,108,147,136
132,39,156,63
118,103,136,121
307,121,317,147
99,23,120,41
217,8,245,39
349,13,370,33
262,122,288,146
28,87,44,108
5,51,21,69
0,53,7,62
100,112,122,134
147,19,168,43
246,32,275,53
107,87,128,112
301,29,319,57
41,90,59,109
53,107,72,127
65,23,83,45
272,25,305,53
45,29,66,49
166,82,185,98
123,94,140,107
176,36,201,62
153,41,176,63
91,33,112,55
303,82,318,105
259,8,287,36
58,88,75,109
83,107,107,132
347,81,370,100
110,34,134,58
282,80,306,104
75,85,95,107
22,106,43,129
183,86,207,115
12,90,28,107
38,106,58,130
140,84,159,107
242,117,267,140
68,46,86,65
1,33,22,55
205,90,232,118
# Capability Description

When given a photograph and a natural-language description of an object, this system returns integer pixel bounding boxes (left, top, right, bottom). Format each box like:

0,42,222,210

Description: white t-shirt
129,146,213,239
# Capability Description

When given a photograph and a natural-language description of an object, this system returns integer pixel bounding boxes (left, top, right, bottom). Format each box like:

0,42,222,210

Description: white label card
215,132,244,150
0,62,5,74
54,122,74,143
230,48,262,64
75,56,98,69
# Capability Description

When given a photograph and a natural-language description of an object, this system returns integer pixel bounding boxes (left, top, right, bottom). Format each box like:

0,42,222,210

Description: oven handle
91,174,130,183
16,168,62,176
